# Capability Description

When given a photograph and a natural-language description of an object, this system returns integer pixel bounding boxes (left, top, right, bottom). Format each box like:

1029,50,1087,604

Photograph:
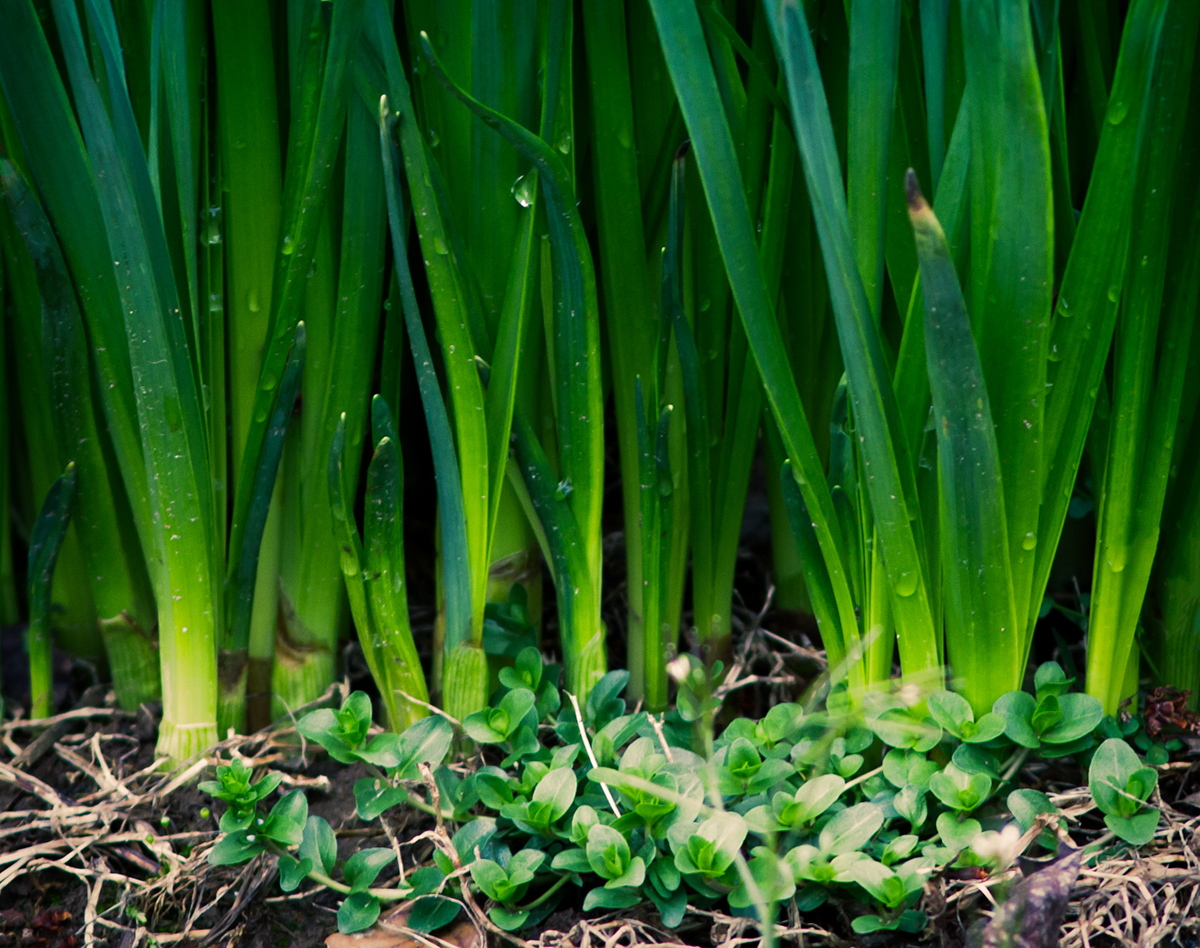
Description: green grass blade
919,0,951,188
379,100,478,715
650,0,865,685
765,0,940,683
581,0,658,692
1033,0,1170,643
1,159,158,709
227,0,366,589
365,397,430,731
961,0,1053,659
484,206,537,558
419,28,604,588
907,172,1019,711
1086,0,1200,713
219,322,304,734
28,463,77,719
227,324,305,657
210,0,282,721
363,2,490,637
0,0,153,564
0,249,12,627
847,0,900,321
53,0,219,760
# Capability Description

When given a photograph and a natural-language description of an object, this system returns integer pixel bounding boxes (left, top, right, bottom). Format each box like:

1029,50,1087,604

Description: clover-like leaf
261,790,307,847
337,891,380,934
208,830,265,866
278,854,313,892
819,803,883,856
868,709,941,751
407,895,462,934
586,824,632,881
532,767,577,822
994,691,1040,748
1039,693,1102,744
1089,737,1158,835
928,764,991,813
299,816,337,876
343,848,396,892
354,777,409,821
935,811,981,851
1033,661,1074,699
391,715,455,778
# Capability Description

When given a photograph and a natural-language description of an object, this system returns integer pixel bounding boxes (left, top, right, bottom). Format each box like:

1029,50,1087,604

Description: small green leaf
208,830,265,866
936,811,981,851
819,803,883,855
551,848,592,873
470,859,511,902
586,824,631,880
343,848,395,892
262,791,307,847
278,855,312,892
489,905,530,931
354,778,409,821
391,715,455,779
583,886,640,911
299,816,337,876
1039,693,1103,744
1104,810,1159,846
1034,662,1073,698
927,690,974,736
994,691,1040,748
338,892,381,934
532,768,577,822
407,896,461,933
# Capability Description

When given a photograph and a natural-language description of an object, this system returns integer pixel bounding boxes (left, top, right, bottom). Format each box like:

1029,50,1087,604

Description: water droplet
699,297,712,313
433,234,449,255
1022,532,1036,551
208,293,222,313
1047,343,1061,362
1107,284,1120,303
281,235,296,255
203,222,221,245
247,289,261,313
1106,100,1128,125
555,478,573,501
428,128,440,147
894,571,918,598
262,371,278,391
512,173,536,208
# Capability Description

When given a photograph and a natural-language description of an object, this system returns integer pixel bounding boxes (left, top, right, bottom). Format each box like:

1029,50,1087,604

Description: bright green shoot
329,400,429,732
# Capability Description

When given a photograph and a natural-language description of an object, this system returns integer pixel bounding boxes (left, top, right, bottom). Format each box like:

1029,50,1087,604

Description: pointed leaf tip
675,140,692,161
904,169,927,214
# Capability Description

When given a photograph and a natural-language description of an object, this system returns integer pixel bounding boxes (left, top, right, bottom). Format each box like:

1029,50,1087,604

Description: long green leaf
765,0,940,682
907,173,1018,711
647,0,863,691
53,0,218,761
379,99,477,713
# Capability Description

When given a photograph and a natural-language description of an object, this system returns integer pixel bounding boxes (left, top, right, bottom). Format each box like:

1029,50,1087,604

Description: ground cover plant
3,0,1200,944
